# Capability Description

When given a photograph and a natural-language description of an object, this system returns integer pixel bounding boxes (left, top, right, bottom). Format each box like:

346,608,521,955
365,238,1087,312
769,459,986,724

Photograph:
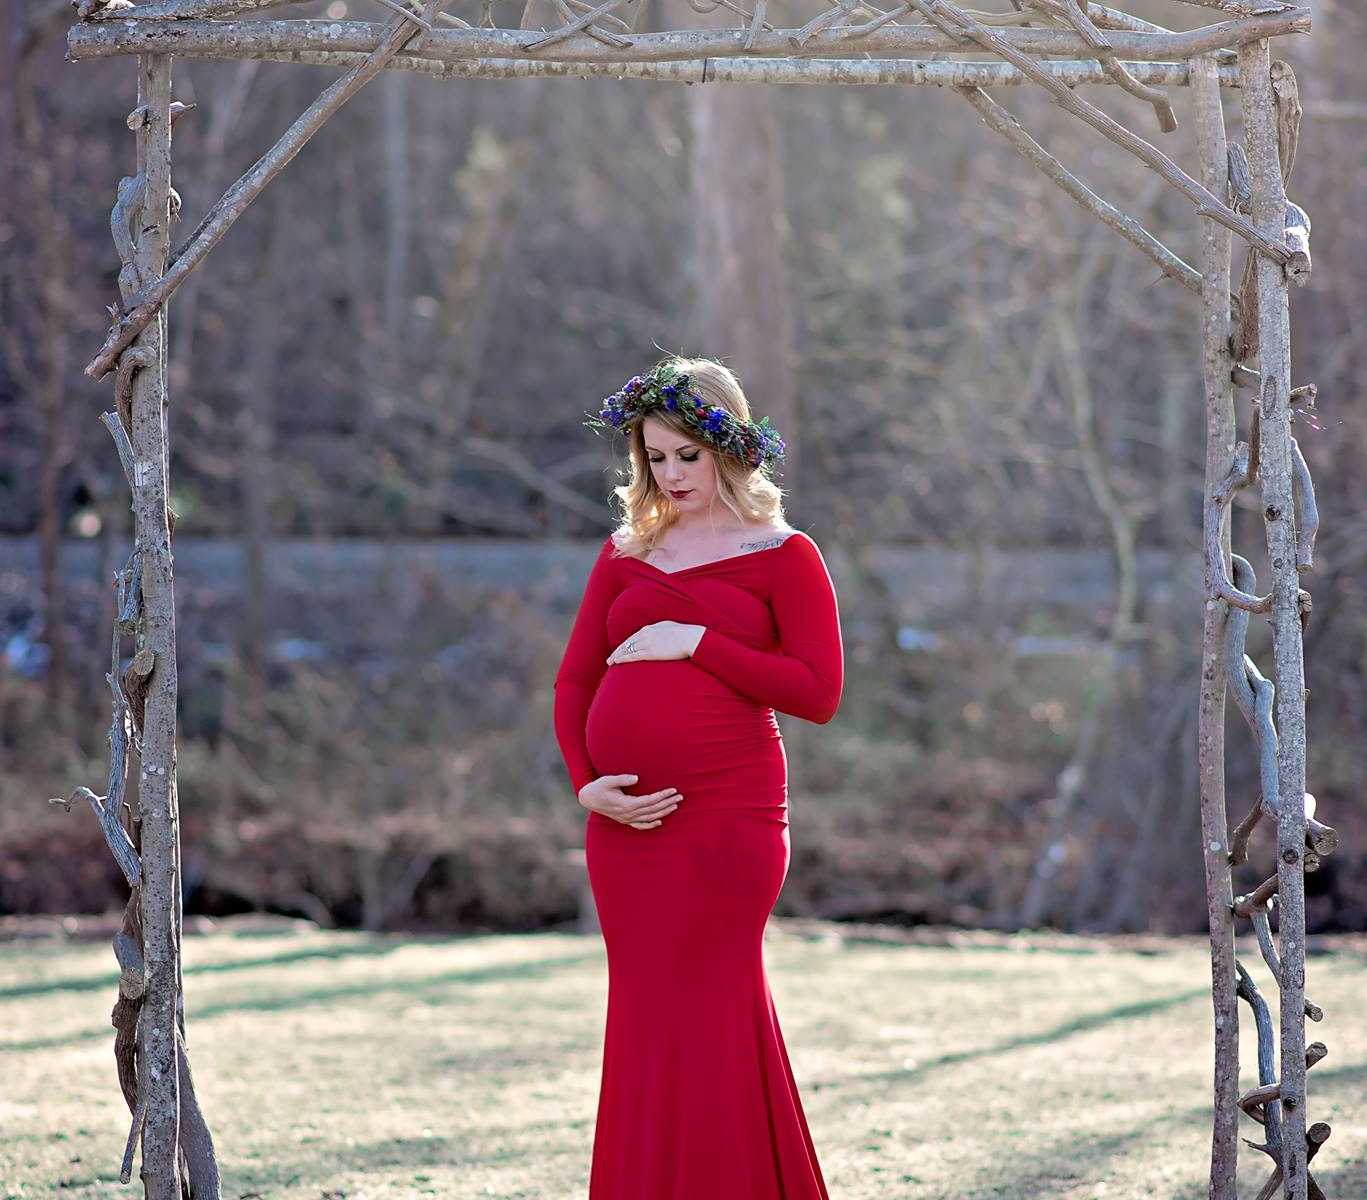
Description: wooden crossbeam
67,8,1311,64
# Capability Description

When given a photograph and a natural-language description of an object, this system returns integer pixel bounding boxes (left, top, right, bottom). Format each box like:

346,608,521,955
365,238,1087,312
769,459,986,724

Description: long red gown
552,528,845,1200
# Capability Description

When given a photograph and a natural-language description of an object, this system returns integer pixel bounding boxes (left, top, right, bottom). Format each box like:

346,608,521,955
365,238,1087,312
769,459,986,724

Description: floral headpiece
585,360,787,470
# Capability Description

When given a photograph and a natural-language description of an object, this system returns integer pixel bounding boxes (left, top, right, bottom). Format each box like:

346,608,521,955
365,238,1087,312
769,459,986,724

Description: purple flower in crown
584,359,788,470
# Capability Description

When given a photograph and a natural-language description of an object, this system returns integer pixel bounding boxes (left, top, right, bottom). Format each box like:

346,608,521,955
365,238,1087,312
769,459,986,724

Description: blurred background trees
2,0,1363,934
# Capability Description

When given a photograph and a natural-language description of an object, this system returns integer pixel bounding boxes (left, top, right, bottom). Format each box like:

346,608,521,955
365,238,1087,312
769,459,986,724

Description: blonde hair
606,356,786,559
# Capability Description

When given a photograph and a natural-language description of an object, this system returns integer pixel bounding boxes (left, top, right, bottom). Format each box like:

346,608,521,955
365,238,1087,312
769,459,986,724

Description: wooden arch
54,0,1334,1196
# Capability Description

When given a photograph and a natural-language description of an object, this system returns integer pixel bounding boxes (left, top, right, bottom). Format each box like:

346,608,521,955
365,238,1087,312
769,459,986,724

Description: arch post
1239,35,1310,1200
127,51,186,1200
1191,52,1240,1200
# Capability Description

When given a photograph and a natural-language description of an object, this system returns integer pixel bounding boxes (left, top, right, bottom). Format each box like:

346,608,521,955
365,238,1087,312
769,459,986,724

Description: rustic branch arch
55,0,1336,1195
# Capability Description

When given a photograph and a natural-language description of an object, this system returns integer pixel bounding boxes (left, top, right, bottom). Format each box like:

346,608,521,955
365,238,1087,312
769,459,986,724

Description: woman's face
642,415,715,510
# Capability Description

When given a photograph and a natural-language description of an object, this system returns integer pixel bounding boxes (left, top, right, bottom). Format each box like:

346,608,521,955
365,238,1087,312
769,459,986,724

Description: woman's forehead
642,418,702,453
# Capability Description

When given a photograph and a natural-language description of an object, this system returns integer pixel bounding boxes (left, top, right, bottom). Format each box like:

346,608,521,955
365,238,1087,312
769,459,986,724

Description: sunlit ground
3,918,1364,1199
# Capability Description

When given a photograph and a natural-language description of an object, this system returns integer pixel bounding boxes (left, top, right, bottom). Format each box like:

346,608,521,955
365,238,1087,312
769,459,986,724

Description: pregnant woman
552,356,844,1199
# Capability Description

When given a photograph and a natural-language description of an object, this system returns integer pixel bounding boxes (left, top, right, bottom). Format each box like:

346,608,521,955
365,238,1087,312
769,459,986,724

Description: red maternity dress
552,528,844,1200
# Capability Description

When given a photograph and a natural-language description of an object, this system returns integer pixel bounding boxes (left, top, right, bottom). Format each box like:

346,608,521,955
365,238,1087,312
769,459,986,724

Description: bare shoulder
738,524,800,555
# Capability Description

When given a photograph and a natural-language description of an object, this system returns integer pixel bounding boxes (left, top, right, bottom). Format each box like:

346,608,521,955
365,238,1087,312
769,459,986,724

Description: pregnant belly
585,660,786,806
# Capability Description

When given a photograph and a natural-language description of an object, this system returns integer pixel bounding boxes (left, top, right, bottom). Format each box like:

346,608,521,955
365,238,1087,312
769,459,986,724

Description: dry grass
2,917,1364,1199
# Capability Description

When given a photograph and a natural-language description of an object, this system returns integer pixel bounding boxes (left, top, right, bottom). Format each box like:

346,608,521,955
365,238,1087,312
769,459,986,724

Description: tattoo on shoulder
739,533,791,554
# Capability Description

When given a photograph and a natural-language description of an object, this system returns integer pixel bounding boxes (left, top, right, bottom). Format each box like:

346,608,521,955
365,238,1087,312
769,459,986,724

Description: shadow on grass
0,937,407,1002
3,950,601,1055
223,1117,596,1196
232,1071,1367,1200
809,984,1211,1094
36,1081,1367,1200
907,1054,1367,1199
966,1126,1144,1199
886,1060,1367,1199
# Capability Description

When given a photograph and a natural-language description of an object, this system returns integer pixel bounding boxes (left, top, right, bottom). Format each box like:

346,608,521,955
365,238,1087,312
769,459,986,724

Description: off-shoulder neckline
611,529,806,577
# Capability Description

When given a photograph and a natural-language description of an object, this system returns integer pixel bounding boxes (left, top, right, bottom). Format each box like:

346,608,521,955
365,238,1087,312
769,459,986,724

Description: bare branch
522,0,637,49
84,2,453,380
900,0,1296,262
100,50,1245,91
958,85,1199,290
1030,0,1178,130
100,410,137,489
1206,443,1272,612
1290,435,1318,571
66,8,1312,63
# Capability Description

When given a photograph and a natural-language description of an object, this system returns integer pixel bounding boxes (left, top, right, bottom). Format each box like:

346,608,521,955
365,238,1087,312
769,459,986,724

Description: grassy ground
2,917,1364,1199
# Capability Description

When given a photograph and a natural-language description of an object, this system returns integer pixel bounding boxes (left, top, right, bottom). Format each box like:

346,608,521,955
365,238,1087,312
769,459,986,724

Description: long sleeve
552,535,621,795
689,532,844,723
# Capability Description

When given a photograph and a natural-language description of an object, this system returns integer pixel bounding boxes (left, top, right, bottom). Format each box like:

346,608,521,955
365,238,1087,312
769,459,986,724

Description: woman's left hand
606,621,705,665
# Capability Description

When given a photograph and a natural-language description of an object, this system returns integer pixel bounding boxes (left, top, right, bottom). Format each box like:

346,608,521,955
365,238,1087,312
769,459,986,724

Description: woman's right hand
578,774,683,829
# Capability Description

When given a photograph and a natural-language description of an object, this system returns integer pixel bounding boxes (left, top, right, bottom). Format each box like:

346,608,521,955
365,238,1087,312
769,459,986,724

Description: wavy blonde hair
606,356,787,559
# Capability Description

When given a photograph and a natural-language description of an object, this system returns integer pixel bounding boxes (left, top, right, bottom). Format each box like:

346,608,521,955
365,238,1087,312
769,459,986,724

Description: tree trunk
130,53,184,1200
1191,53,1240,1200
685,31,798,507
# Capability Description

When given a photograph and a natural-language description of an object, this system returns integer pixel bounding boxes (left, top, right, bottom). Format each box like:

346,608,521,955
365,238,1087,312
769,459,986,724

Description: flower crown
584,361,787,470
